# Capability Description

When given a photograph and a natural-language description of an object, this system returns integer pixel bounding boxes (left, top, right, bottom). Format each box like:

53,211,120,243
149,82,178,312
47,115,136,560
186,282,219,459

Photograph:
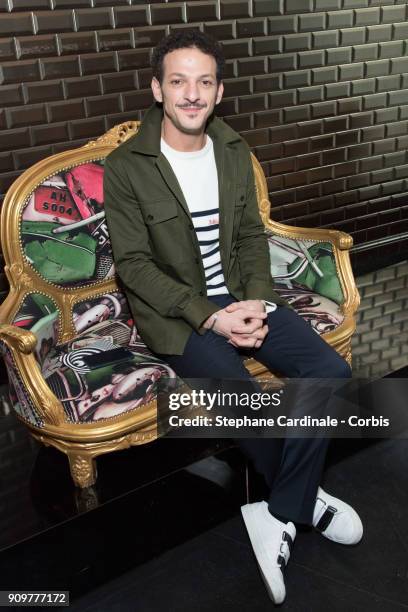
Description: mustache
177,103,207,108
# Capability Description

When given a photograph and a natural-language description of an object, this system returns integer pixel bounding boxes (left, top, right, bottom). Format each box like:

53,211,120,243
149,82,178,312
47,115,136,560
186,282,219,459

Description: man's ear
215,81,224,105
151,77,163,103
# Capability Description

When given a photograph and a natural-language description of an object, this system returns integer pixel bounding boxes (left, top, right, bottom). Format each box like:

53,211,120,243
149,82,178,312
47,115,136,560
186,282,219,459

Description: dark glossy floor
0,249,408,611
69,437,408,612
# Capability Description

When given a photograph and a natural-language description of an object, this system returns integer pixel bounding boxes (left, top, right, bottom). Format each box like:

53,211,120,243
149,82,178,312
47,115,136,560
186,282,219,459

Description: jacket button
147,214,154,221
195,257,199,264
189,223,194,230
199,290,204,296
240,195,244,201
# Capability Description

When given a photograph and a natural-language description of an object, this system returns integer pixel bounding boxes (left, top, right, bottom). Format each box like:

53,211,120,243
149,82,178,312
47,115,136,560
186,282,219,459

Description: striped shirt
160,135,228,296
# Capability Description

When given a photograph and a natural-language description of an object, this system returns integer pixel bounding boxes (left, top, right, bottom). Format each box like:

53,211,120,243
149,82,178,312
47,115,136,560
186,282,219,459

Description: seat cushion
42,317,182,424
38,283,342,424
273,283,344,334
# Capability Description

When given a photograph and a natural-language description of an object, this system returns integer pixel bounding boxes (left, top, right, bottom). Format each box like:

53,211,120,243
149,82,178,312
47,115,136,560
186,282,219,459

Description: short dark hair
151,31,225,84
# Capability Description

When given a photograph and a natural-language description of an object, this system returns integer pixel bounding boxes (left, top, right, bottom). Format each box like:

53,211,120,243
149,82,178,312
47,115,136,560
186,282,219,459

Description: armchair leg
68,452,98,488
74,485,99,513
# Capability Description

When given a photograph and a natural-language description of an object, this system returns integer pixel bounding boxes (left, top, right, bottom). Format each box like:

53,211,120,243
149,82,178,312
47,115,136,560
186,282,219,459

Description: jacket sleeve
236,149,293,309
103,155,220,332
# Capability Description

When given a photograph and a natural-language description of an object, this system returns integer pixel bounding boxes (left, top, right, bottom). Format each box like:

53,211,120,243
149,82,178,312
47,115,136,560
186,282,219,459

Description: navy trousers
154,293,352,525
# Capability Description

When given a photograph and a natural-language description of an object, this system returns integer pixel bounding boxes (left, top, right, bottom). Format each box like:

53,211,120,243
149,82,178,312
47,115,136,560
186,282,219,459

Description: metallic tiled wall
352,258,408,376
1,0,408,301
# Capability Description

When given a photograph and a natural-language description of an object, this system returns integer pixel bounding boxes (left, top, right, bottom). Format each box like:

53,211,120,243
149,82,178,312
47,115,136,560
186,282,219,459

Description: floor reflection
0,378,234,551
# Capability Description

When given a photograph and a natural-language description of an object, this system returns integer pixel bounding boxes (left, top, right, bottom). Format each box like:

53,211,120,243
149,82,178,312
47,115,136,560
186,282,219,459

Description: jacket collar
129,102,242,155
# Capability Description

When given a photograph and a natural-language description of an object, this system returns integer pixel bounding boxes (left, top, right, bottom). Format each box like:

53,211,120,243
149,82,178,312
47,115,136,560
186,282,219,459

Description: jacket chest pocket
140,198,186,262
142,198,179,225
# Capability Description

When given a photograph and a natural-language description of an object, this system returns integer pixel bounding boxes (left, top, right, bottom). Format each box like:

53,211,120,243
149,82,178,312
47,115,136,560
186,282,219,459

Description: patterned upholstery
0,341,44,428
5,158,346,427
21,161,112,287
266,233,345,333
42,338,178,424
267,233,344,305
10,281,342,426
11,291,181,424
273,286,343,334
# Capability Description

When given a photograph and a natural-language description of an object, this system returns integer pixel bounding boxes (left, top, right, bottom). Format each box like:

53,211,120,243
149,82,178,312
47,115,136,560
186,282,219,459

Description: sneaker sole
241,504,286,605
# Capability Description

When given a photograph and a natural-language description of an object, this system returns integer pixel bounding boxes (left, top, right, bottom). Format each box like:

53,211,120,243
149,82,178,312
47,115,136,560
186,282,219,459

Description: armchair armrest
0,324,37,354
267,219,353,251
265,220,359,317
0,324,65,427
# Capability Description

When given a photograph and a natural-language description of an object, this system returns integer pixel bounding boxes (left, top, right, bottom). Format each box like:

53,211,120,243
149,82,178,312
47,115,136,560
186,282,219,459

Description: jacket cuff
175,295,221,334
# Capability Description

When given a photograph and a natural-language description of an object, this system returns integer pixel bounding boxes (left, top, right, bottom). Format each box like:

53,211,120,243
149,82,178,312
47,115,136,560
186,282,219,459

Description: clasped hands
203,299,268,349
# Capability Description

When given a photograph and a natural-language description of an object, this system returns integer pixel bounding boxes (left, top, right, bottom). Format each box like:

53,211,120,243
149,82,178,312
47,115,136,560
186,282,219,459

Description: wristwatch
262,300,277,313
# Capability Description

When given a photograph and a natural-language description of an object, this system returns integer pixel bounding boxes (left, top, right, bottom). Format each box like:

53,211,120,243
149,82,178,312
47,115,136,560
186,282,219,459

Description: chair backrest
0,121,269,348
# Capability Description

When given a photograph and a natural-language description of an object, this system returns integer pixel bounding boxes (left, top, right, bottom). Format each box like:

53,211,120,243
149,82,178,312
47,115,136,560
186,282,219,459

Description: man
103,31,363,605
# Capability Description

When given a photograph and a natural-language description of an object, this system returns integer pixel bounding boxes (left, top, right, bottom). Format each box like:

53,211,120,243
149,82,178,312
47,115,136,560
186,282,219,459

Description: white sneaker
313,486,363,545
241,501,296,604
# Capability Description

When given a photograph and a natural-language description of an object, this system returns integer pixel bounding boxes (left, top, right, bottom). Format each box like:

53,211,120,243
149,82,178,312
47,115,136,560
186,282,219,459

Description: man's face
151,47,224,136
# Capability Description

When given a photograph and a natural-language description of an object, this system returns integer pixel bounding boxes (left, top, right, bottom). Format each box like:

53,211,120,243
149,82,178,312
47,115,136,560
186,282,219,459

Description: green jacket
103,102,290,355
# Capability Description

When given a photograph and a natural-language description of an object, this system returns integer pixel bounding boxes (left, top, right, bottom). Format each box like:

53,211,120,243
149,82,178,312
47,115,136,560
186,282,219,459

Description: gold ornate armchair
0,122,359,488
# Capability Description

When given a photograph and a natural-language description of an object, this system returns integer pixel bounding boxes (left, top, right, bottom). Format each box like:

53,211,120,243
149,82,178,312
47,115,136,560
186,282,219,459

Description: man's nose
185,83,200,102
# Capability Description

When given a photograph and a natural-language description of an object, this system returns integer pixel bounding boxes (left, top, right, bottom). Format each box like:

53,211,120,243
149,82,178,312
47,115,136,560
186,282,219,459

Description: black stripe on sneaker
315,505,337,532
282,531,294,554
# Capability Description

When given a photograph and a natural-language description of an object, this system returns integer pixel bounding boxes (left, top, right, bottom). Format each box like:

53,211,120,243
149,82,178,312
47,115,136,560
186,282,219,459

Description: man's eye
171,79,182,85
202,80,213,86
